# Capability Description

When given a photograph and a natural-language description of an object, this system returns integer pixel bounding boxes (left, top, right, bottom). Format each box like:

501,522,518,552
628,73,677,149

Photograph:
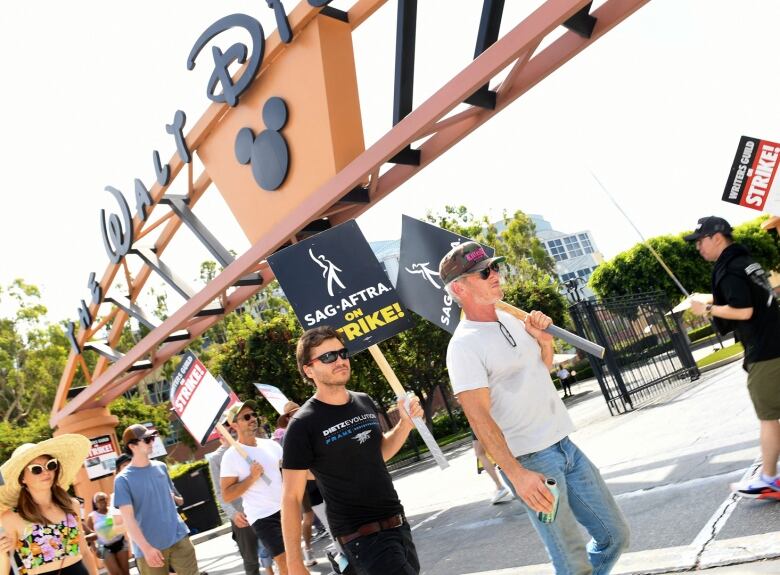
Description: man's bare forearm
539,339,554,370
381,419,414,461
469,414,524,478
712,304,753,321
222,476,256,503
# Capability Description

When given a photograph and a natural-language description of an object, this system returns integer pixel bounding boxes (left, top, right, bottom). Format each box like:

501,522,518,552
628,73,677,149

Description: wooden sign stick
216,423,272,485
495,301,606,359
368,345,449,469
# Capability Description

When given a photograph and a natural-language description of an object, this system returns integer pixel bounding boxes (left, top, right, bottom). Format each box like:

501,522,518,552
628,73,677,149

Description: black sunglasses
475,261,501,280
129,436,157,446
27,459,59,475
308,348,350,365
497,320,516,348
239,412,259,422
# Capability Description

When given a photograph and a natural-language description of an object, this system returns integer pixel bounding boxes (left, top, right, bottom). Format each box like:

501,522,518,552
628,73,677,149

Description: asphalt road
188,361,779,575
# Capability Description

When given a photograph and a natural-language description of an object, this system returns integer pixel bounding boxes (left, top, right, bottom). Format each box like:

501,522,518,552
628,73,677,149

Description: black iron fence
569,292,700,415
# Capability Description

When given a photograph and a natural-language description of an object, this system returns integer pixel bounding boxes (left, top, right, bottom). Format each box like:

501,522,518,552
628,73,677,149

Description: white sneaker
303,547,317,567
491,486,511,504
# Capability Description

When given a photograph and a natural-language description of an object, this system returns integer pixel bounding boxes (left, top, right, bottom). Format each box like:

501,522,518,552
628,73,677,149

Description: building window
560,272,576,282
547,239,567,261
147,380,171,405
576,268,591,279
164,419,183,447
563,235,583,258
578,233,594,254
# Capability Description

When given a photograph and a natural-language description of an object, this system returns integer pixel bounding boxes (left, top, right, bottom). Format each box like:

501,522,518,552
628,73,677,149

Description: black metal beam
319,6,349,22
563,2,596,38
84,341,153,372
389,0,420,166
465,0,505,110
161,195,263,287
339,185,371,204
296,218,332,241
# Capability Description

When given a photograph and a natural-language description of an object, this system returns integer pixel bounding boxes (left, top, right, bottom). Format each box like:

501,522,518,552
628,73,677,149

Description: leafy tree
503,271,570,329
207,313,309,423
109,395,171,443
426,206,555,276
0,411,53,462
426,206,569,326
589,216,780,304
0,280,69,424
377,318,451,421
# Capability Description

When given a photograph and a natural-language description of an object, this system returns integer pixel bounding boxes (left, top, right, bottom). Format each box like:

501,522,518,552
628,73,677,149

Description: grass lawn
696,342,744,368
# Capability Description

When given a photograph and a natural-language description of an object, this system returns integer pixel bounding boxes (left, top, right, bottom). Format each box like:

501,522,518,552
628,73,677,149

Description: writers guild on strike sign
267,220,414,353
170,351,232,445
723,135,780,213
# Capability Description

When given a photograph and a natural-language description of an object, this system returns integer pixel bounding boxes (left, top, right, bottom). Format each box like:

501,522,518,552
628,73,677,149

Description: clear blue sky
1,0,778,324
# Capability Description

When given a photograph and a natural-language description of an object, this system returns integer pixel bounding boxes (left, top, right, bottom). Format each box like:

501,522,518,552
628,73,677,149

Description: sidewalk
180,361,777,575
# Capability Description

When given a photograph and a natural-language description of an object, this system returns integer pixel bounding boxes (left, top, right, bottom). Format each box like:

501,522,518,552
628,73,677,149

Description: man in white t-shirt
220,400,287,575
556,367,572,397
440,242,629,575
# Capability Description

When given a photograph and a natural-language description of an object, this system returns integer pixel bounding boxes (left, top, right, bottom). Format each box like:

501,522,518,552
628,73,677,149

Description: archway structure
51,0,651,434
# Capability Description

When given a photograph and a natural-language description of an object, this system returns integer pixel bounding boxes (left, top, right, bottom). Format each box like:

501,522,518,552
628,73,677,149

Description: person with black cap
113,424,199,575
220,401,286,575
685,216,780,498
439,241,629,574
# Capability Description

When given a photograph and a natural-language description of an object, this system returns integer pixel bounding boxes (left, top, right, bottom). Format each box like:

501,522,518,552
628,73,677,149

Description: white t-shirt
220,439,284,524
446,310,575,456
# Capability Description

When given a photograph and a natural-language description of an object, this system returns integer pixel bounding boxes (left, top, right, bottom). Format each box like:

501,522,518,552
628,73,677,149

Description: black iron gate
569,292,700,415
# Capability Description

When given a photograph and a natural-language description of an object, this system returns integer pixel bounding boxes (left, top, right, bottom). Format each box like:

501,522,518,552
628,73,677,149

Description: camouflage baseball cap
438,241,505,285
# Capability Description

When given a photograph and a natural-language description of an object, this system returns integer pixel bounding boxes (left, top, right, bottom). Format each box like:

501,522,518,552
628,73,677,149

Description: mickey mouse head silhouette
235,97,289,191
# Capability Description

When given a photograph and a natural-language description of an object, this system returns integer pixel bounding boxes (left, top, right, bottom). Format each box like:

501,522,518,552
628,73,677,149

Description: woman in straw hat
0,435,97,575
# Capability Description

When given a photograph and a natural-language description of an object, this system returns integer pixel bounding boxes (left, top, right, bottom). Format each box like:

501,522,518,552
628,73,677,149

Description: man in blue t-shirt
114,423,199,575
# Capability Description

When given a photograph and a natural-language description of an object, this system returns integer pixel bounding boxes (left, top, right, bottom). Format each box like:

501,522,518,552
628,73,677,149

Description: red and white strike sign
170,351,232,445
722,136,780,213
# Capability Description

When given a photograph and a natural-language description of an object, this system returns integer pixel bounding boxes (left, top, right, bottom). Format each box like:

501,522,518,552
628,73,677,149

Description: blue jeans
500,437,630,574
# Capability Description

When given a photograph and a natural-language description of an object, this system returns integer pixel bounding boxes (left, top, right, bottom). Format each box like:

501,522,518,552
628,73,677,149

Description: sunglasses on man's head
308,348,349,365
474,261,501,280
238,412,258,422
27,459,59,475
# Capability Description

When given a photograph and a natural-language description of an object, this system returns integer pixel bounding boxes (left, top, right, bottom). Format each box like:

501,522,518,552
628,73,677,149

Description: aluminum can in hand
537,478,560,523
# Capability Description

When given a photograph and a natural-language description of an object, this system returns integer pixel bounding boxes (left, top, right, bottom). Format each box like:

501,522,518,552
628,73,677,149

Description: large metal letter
100,186,134,265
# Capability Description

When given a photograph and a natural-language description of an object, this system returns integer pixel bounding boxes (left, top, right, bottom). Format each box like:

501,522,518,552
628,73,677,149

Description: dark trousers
342,523,419,575
232,521,260,575
562,377,572,395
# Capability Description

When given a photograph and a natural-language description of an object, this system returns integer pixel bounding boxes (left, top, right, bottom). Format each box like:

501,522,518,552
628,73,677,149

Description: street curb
190,522,232,545
699,351,744,373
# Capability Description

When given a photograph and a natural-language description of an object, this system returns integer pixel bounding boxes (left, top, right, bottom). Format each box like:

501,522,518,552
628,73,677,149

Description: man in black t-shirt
686,216,780,499
281,325,423,575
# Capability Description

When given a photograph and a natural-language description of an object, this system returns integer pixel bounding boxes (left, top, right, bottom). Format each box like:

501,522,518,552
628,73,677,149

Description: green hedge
169,459,209,481
430,410,469,438
687,324,714,342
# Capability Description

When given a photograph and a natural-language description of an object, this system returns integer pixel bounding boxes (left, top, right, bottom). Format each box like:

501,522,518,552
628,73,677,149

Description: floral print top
15,513,80,572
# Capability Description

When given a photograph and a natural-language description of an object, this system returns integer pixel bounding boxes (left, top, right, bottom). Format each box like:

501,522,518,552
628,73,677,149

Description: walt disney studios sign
66,0,348,362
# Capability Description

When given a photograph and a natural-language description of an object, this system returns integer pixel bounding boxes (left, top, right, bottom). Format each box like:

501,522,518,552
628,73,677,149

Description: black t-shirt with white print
282,391,403,536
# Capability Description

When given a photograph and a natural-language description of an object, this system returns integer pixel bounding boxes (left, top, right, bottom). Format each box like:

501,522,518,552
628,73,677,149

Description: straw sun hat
0,434,91,510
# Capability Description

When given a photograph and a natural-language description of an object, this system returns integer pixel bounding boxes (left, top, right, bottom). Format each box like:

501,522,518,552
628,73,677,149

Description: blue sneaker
732,476,780,499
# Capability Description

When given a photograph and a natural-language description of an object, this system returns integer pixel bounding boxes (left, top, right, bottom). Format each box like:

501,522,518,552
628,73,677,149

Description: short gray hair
444,279,463,304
